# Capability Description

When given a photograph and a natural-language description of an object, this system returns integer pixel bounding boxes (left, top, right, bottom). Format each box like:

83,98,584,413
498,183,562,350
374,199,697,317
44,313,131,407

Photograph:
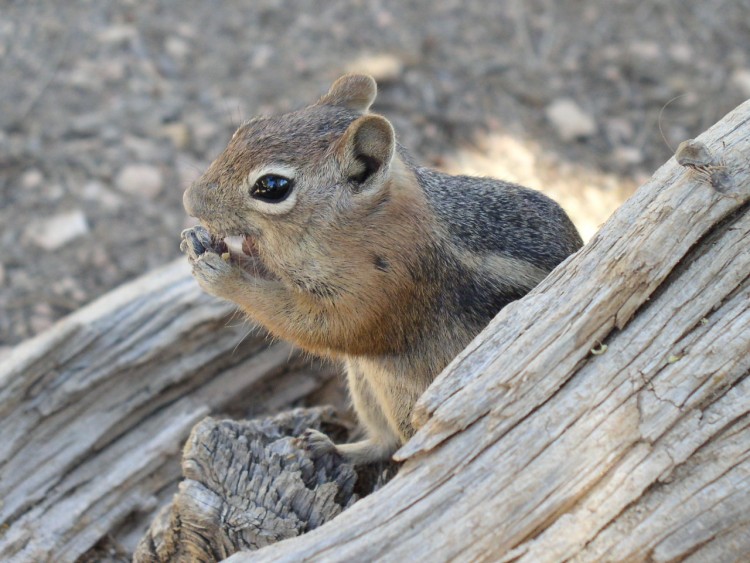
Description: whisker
232,319,257,356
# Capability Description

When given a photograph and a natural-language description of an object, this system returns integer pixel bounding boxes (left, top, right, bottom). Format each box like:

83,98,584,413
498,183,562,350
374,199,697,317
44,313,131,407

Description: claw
188,229,207,255
180,226,217,260
298,428,339,458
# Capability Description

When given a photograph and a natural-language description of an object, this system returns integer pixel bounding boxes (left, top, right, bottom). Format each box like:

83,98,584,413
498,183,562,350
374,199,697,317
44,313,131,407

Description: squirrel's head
184,74,422,300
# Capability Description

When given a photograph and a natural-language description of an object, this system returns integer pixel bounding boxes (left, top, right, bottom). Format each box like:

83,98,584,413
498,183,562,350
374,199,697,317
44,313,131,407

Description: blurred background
1,0,749,352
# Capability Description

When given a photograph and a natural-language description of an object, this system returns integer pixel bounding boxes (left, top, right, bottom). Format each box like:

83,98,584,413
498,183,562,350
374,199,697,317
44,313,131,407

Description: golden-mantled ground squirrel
181,74,582,465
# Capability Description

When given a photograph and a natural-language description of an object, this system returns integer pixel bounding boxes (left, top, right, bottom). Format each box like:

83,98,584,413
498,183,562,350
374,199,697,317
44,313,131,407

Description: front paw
180,227,238,296
180,226,220,261
193,251,239,294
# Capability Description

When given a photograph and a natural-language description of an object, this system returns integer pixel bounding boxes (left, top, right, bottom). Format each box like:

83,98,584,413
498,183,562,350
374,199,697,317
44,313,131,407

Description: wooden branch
0,262,338,562
223,101,750,561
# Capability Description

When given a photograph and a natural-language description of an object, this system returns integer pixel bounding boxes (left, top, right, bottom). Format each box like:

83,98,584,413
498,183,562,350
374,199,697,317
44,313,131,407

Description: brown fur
181,74,583,464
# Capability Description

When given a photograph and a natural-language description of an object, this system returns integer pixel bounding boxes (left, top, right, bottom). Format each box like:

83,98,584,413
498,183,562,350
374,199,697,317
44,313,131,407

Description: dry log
220,101,750,561
131,408,396,563
0,262,339,562
133,407,364,563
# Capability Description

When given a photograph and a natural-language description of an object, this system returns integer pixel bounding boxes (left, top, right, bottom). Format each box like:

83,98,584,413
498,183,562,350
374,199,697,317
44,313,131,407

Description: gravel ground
2,0,749,349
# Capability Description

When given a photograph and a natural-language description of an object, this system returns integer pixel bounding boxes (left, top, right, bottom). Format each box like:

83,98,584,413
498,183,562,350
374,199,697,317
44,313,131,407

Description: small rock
89,245,115,275
51,276,87,302
30,302,54,334
605,117,634,144
730,68,750,98
67,61,98,89
81,180,123,210
160,122,191,150
345,53,404,83
20,169,44,189
612,146,644,167
97,25,136,44
250,44,274,70
628,41,660,62
26,210,90,251
101,125,122,142
98,59,126,82
69,112,104,137
176,23,196,39
46,183,66,201
669,43,693,64
600,45,620,62
165,36,191,60
545,98,597,141
116,164,163,199
124,136,160,160
375,10,394,27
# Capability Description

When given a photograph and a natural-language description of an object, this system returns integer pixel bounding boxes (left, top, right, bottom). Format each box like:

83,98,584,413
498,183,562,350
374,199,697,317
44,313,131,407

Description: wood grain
0,262,338,563
133,408,362,562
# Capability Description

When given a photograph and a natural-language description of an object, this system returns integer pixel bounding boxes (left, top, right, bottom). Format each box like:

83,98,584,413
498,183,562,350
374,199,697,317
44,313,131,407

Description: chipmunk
180,74,582,465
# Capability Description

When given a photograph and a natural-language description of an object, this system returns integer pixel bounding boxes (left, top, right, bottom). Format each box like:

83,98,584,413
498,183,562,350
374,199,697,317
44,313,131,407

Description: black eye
251,174,293,202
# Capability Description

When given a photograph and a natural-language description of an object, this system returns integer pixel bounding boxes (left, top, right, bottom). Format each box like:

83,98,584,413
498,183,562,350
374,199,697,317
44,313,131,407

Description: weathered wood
133,408,362,562
222,101,750,561
0,261,339,563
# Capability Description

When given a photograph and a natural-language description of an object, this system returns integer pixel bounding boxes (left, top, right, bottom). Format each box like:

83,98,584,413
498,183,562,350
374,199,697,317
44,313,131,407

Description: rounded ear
317,74,377,112
336,114,395,187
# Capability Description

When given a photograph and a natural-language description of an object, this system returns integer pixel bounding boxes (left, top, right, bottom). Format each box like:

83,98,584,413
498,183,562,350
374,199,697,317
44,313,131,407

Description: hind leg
301,361,400,465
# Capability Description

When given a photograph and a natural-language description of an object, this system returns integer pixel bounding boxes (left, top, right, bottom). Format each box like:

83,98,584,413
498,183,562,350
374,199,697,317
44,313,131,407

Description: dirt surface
2,0,749,349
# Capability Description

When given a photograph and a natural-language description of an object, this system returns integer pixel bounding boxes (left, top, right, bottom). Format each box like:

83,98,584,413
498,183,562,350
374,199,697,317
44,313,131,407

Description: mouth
211,231,279,281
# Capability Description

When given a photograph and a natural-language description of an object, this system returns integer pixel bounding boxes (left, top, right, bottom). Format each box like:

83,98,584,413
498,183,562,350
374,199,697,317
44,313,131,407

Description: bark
132,408,365,563
1,99,748,563
225,101,750,561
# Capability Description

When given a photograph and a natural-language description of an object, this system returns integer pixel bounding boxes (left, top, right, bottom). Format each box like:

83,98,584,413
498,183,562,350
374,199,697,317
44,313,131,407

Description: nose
183,182,217,218
183,183,199,217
